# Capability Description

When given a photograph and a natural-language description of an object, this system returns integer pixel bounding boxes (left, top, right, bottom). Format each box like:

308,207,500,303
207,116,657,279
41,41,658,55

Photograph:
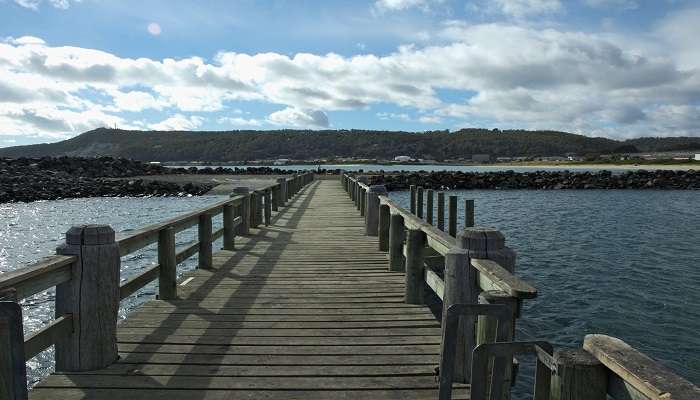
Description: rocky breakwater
367,170,700,191
1,157,212,203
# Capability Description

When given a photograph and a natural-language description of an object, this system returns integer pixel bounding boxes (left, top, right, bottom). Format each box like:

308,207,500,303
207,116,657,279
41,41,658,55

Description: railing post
378,204,390,251
404,228,426,305
55,225,119,371
477,290,518,399
271,186,279,212
437,192,445,231
449,195,458,237
256,192,264,226
410,185,417,214
223,203,236,251
465,199,475,227
441,248,470,383
426,189,434,224
389,213,405,272
264,190,272,226
550,349,607,400
450,227,516,383
249,191,259,228
416,187,424,219
365,185,387,236
198,213,213,269
232,187,250,235
0,301,27,400
158,227,177,300
276,178,287,208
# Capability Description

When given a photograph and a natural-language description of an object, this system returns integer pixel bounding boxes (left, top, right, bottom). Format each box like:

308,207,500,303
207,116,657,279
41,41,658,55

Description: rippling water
0,195,226,385
390,189,700,393
2,190,699,393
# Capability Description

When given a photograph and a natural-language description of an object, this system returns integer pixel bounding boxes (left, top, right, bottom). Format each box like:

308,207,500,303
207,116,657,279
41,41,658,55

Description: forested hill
1,128,699,162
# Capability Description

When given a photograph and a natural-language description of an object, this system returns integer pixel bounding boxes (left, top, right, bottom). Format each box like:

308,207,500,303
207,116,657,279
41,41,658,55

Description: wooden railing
0,172,314,400
341,173,700,400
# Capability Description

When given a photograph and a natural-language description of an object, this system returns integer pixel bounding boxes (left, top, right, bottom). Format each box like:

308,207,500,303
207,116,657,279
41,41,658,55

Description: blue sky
1,0,699,147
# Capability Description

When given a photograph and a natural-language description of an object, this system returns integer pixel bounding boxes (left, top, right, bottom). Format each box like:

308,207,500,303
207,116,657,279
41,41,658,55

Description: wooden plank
471,258,537,299
24,314,73,360
31,388,470,400
119,265,160,300
584,334,700,400
0,255,75,300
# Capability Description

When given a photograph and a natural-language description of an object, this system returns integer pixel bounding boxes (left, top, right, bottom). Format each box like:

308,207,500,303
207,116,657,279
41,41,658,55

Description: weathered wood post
410,185,417,214
360,187,366,216
0,301,27,400
255,191,264,226
465,199,475,228
550,349,607,400
223,203,236,251
437,192,445,231
441,248,470,382
416,187,424,219
264,190,272,226
389,213,405,272
271,186,279,212
442,227,516,383
449,195,458,237
476,290,518,399
287,177,294,201
404,228,426,304
378,204,390,251
276,178,287,208
158,227,177,300
426,189,434,224
55,225,120,371
365,185,387,236
198,213,213,269
232,187,250,235
249,191,259,228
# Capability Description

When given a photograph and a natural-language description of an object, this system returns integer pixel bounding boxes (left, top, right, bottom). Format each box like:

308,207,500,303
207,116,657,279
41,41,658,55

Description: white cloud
6,36,46,46
147,23,162,36
267,108,330,128
476,0,563,18
584,0,638,10
13,0,79,10
1,21,699,139
217,116,263,127
149,114,204,131
374,0,428,12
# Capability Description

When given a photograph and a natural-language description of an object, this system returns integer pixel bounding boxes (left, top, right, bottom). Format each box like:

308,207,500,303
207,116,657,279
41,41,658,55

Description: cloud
147,23,162,36
217,116,263,127
267,108,330,128
373,0,429,13
149,114,204,131
13,0,79,10
6,36,46,46
471,0,563,18
584,0,638,10
1,21,699,139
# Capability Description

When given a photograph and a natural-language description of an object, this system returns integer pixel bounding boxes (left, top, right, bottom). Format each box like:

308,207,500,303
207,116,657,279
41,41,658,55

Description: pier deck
29,180,468,399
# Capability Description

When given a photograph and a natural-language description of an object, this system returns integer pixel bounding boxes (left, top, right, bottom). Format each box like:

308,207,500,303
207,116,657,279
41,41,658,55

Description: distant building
471,154,491,163
273,159,290,165
695,154,700,161
394,156,412,162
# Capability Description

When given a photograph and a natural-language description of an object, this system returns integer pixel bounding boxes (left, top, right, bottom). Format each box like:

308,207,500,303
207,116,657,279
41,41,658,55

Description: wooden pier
1,173,699,400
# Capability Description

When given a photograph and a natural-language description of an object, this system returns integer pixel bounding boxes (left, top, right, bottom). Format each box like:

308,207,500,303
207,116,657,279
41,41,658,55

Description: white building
695,154,700,161
394,156,412,162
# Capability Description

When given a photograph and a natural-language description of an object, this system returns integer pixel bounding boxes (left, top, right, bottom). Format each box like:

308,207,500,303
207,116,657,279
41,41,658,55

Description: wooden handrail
584,335,700,400
24,314,73,361
0,255,76,301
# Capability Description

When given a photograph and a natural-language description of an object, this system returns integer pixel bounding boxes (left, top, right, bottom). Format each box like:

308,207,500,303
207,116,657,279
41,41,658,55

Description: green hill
1,128,698,162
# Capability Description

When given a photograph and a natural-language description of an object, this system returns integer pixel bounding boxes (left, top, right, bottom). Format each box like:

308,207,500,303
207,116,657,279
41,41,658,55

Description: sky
0,0,699,147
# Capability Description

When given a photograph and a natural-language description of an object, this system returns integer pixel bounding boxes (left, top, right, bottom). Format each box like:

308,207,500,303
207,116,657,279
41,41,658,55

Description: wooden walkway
30,180,468,399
